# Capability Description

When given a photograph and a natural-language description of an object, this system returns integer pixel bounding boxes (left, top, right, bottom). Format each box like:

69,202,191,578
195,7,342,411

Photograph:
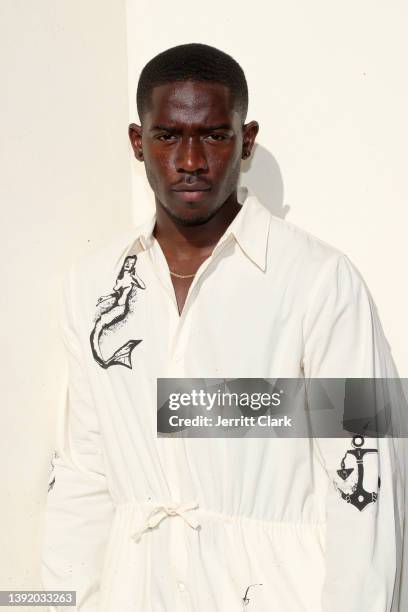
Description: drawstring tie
131,500,201,543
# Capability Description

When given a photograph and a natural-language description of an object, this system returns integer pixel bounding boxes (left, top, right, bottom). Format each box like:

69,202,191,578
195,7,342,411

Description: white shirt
41,188,405,611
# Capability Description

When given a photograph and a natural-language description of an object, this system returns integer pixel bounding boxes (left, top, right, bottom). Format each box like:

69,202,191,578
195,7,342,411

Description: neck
153,190,241,257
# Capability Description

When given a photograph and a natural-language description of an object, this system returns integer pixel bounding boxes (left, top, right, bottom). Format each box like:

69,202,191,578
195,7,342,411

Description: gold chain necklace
169,270,196,279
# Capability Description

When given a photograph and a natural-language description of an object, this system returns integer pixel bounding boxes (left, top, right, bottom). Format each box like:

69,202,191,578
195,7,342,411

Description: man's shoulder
264,211,372,306
266,212,345,270
64,224,145,290
81,227,138,266
268,213,344,257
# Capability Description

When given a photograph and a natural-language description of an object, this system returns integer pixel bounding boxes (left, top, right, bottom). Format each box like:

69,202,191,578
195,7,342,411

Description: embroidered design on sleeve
333,435,381,511
90,255,146,369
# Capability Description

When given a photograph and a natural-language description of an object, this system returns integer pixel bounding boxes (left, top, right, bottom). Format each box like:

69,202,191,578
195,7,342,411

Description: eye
156,133,177,141
206,133,228,141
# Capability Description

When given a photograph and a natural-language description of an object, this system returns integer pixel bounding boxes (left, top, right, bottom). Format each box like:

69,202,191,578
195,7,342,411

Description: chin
168,210,215,227
163,199,220,227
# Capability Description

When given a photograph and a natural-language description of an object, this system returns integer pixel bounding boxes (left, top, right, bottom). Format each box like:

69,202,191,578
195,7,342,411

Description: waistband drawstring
131,500,201,543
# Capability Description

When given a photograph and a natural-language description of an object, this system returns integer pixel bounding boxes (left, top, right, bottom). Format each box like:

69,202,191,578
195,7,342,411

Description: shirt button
178,581,186,592
173,353,182,363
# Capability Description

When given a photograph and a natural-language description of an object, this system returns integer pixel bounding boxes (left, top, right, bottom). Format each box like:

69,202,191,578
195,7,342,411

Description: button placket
167,294,195,373
170,509,191,608
168,238,233,369
150,234,234,376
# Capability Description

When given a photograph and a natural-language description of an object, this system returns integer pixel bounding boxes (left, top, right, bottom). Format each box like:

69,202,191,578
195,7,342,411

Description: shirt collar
225,186,271,272
114,186,271,273
113,214,156,272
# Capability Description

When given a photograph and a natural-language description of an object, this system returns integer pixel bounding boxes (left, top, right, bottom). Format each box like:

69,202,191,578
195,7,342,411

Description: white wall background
1,0,407,608
126,0,408,377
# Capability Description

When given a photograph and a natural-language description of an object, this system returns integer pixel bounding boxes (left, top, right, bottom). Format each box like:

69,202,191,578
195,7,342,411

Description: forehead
145,80,239,126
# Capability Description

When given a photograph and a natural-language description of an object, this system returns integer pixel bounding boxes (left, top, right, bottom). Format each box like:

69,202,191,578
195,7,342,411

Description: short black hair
136,43,248,122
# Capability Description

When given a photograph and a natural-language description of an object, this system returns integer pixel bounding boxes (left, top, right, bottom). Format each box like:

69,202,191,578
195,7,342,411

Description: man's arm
303,253,405,612
41,267,115,611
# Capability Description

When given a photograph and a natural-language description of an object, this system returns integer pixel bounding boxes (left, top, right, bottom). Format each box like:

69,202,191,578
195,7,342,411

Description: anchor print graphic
90,255,146,369
334,435,381,511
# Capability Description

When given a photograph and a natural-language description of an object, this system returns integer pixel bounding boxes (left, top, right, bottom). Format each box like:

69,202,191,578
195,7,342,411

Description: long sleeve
303,254,406,612
40,267,115,611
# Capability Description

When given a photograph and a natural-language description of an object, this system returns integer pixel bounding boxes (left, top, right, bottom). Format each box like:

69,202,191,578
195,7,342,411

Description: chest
83,243,308,378
170,275,194,316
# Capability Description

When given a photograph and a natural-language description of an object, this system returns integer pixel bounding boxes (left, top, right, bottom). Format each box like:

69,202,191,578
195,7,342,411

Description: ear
128,123,144,161
241,120,259,160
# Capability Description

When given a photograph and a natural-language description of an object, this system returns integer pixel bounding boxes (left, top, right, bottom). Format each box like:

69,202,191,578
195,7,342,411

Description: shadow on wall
239,143,290,220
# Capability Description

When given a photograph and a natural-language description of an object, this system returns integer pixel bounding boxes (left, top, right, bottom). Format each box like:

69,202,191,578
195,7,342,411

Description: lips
171,187,211,202
173,188,210,192
172,185,211,192
170,179,211,203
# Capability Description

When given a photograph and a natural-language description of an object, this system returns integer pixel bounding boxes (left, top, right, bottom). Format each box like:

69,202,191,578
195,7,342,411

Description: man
41,43,404,611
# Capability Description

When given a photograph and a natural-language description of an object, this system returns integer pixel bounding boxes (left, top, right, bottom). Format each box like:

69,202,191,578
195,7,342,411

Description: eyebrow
150,123,233,132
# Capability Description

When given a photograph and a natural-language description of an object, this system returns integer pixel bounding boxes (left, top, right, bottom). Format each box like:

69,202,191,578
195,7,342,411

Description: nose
175,136,208,174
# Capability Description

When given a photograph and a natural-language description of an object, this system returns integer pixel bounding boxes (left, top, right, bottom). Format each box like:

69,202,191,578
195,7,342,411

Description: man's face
129,80,258,226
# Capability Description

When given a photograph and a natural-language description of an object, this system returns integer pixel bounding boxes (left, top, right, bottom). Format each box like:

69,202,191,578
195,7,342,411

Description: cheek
209,141,241,169
208,147,241,181
144,148,173,183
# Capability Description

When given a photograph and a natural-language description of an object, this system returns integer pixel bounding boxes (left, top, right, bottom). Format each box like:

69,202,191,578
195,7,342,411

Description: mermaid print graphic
90,255,146,369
